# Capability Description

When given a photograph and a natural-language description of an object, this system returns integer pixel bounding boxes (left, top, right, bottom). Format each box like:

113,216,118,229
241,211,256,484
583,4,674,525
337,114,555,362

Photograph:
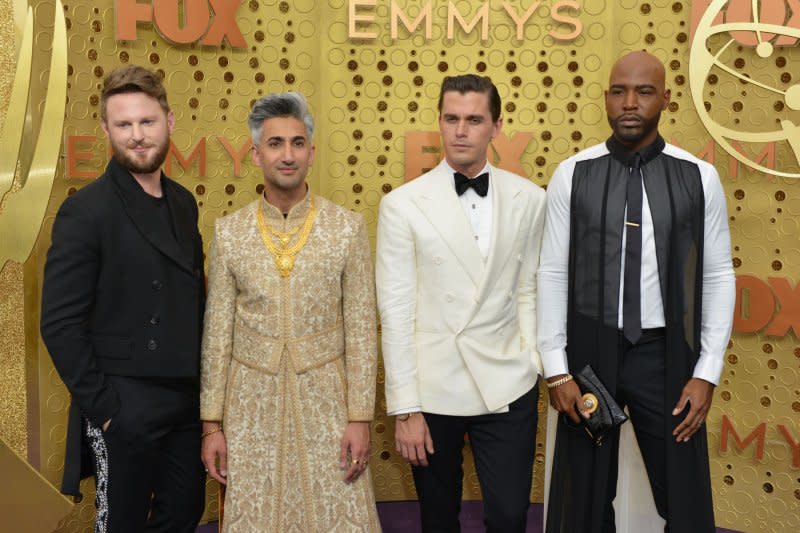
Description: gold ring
582,393,599,414
352,459,360,465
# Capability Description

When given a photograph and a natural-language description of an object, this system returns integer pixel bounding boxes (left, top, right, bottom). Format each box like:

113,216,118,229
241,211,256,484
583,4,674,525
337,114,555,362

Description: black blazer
40,158,205,495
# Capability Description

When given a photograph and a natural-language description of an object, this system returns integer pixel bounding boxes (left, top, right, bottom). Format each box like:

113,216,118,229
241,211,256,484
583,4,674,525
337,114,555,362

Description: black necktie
623,154,643,344
454,172,489,197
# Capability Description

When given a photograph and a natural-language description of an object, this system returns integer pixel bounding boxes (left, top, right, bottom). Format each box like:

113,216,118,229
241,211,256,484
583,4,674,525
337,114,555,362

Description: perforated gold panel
688,1,800,531
2,1,798,531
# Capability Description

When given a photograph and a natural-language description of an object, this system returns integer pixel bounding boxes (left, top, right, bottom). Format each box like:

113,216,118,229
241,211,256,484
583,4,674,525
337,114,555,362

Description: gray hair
248,91,315,145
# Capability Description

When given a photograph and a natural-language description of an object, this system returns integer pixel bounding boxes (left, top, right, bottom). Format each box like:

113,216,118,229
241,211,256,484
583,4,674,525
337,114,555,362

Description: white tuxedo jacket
376,161,546,416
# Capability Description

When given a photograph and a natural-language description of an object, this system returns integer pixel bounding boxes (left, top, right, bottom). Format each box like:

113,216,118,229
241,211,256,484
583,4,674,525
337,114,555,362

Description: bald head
605,51,670,151
609,51,666,92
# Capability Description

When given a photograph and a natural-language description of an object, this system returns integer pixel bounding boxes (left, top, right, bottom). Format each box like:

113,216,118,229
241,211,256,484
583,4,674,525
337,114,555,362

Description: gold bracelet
201,426,223,439
546,374,573,389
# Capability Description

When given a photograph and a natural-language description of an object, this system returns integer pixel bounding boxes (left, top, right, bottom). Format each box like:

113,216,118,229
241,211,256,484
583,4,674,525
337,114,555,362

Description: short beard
609,111,661,147
112,138,170,175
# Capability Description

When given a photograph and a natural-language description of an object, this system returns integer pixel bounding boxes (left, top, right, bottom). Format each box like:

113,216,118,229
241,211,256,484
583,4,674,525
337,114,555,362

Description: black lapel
162,177,196,267
107,158,194,274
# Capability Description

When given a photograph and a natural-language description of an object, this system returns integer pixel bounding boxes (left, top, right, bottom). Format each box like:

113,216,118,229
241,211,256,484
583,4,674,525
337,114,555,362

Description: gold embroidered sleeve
200,221,237,421
342,215,379,421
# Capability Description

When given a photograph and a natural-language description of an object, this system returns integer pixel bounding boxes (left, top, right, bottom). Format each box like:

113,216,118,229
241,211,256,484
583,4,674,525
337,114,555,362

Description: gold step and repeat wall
1,0,798,531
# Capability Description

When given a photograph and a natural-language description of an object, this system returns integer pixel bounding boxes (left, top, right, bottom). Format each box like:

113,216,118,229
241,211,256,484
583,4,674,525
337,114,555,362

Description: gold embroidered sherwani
201,191,381,533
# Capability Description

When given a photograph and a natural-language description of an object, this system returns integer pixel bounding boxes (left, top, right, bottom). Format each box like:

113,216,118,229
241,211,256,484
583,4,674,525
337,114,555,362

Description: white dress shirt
537,142,736,384
447,161,493,260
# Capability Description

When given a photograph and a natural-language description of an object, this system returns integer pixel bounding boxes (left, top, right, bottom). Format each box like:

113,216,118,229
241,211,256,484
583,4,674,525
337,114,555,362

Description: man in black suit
41,65,206,532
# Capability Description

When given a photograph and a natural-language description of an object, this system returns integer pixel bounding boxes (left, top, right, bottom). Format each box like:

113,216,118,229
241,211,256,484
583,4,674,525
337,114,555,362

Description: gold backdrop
1,1,799,531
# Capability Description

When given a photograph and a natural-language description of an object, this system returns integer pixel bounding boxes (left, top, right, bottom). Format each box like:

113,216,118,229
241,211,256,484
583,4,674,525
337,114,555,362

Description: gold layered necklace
256,196,317,277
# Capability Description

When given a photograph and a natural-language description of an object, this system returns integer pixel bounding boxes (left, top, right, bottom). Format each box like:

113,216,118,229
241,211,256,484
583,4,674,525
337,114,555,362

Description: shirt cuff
541,348,569,378
388,406,421,417
692,353,724,385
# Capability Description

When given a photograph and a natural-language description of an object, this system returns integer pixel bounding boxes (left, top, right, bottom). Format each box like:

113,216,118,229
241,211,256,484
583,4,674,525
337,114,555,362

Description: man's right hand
546,376,589,424
395,413,434,467
200,422,228,485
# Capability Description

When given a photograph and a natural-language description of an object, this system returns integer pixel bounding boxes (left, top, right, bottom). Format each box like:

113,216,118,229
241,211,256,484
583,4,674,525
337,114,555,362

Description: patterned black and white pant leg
84,419,110,533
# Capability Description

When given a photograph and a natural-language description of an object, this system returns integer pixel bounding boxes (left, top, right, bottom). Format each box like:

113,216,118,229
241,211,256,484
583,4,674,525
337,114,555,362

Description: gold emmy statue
0,1,73,531
0,0,68,271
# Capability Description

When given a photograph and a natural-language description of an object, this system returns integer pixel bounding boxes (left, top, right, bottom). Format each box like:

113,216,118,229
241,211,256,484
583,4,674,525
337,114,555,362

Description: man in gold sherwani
200,92,381,532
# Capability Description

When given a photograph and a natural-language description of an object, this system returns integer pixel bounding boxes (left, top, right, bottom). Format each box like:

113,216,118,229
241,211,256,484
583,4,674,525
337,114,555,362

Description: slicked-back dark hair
437,74,501,122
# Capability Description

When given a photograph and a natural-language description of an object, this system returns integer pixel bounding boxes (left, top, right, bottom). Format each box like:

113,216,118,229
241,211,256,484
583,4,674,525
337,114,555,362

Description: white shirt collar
441,159,492,180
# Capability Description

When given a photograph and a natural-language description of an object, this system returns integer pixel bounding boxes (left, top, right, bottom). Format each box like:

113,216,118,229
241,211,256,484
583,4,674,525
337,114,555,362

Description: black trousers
85,376,205,533
603,333,669,533
412,383,539,533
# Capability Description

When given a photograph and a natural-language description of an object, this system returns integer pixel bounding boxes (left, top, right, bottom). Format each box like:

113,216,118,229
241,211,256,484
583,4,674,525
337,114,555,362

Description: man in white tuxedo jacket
376,74,546,533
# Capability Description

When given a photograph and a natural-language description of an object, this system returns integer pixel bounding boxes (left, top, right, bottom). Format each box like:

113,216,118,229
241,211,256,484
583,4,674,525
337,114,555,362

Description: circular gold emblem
690,0,800,178
582,393,599,415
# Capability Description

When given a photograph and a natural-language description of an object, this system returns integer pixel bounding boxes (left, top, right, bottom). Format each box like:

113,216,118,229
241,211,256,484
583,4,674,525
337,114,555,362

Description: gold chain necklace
256,196,317,277
270,224,302,246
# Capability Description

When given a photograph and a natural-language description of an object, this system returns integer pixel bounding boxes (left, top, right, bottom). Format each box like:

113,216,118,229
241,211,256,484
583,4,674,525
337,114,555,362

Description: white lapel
473,168,525,306
411,163,484,287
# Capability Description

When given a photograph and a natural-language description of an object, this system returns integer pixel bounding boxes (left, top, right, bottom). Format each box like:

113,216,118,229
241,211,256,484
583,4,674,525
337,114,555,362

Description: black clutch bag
566,364,628,446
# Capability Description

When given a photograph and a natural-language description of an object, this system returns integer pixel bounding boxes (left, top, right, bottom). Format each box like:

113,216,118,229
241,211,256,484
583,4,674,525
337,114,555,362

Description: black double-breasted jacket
40,157,205,496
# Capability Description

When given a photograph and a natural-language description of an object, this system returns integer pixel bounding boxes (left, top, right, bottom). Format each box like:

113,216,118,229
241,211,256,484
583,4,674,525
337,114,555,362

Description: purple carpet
196,501,742,532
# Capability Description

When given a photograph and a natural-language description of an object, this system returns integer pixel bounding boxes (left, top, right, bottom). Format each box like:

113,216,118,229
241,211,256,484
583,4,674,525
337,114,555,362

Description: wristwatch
396,412,417,421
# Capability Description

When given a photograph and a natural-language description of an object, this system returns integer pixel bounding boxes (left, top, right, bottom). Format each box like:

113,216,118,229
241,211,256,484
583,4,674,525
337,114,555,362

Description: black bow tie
454,172,489,197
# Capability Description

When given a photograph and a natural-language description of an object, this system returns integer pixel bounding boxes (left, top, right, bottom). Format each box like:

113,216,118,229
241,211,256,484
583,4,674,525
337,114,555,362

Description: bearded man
538,51,735,532
41,65,206,532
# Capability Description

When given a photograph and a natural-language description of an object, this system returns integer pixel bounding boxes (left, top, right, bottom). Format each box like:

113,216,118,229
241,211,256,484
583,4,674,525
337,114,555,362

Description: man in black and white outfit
538,51,735,533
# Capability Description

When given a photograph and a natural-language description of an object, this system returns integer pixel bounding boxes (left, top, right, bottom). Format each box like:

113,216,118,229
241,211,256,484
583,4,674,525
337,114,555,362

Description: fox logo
114,0,247,48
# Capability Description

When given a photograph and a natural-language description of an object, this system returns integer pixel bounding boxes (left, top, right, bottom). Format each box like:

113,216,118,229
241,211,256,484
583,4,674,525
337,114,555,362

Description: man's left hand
671,378,714,443
340,421,371,484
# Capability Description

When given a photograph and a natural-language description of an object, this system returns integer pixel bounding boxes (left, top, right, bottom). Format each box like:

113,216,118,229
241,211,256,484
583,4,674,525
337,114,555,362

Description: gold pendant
256,196,317,278
276,254,295,277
